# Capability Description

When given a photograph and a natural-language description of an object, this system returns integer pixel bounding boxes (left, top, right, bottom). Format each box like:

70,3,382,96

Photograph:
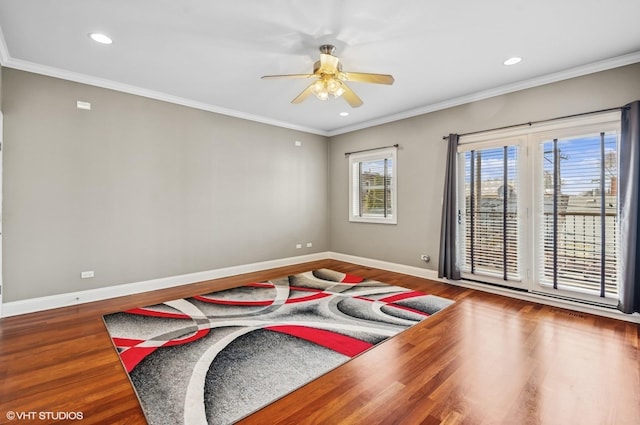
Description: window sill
349,216,397,225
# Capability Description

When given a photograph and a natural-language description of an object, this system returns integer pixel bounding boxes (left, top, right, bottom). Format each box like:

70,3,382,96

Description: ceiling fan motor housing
313,60,342,75
319,44,336,55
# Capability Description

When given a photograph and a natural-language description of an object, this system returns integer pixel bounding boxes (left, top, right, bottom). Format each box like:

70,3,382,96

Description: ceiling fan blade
344,72,395,85
341,84,363,108
262,74,315,79
291,82,315,104
319,53,340,74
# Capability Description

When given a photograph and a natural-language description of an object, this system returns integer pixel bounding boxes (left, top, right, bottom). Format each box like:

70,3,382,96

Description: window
349,147,397,224
458,142,521,283
535,130,619,299
456,112,621,305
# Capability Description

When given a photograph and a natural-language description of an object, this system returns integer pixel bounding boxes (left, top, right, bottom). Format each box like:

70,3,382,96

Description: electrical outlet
306,242,313,248
81,270,94,279
296,244,302,249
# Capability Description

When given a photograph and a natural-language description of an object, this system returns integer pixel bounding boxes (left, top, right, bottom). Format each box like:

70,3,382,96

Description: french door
457,113,621,306
457,137,527,290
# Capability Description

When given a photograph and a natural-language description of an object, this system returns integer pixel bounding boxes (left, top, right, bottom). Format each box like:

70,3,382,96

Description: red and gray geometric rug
103,269,454,424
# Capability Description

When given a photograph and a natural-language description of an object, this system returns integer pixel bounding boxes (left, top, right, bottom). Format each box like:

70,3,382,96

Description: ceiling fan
261,44,394,108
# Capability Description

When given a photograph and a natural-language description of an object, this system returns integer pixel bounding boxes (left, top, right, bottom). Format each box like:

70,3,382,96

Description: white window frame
456,111,621,306
456,136,528,290
529,118,621,306
348,147,397,224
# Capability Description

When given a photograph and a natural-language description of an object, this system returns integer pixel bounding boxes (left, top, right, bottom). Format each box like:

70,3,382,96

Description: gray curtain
438,134,461,280
618,101,640,314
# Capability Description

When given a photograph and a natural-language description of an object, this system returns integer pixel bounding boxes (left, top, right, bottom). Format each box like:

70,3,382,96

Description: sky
464,131,618,196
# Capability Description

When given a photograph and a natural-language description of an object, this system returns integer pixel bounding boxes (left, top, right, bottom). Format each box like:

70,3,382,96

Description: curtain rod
345,144,399,156
442,105,629,140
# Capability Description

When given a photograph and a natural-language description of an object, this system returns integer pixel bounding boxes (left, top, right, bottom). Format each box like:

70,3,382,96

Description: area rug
103,268,454,425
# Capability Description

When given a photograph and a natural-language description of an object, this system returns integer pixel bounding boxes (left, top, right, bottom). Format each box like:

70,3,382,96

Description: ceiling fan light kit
311,77,345,101
262,44,394,108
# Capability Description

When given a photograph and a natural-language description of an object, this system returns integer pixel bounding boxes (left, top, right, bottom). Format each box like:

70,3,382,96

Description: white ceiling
0,0,639,136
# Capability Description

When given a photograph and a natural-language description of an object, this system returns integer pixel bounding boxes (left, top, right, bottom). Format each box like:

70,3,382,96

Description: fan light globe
326,79,339,93
311,80,328,100
312,80,325,92
332,82,345,97
311,77,345,101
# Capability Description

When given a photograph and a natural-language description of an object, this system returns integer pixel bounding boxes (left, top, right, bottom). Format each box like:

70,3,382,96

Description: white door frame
0,111,4,317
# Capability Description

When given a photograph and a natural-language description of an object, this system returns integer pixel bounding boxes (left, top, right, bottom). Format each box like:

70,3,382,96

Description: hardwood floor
1,259,638,424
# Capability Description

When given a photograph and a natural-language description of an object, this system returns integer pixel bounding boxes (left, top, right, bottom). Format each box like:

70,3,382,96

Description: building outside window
348,147,397,224
456,112,621,306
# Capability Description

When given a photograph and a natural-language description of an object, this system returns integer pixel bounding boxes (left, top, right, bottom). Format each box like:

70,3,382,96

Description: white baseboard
443,278,640,324
4,251,639,324
1,252,330,317
328,251,640,324
327,252,439,280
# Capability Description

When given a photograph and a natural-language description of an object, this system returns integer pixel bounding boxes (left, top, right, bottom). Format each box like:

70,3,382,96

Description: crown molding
1,55,329,137
1,15,638,139
327,51,640,136
0,25,9,65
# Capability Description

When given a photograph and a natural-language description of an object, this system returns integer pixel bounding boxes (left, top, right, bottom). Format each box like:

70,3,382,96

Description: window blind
455,111,621,303
357,157,392,218
538,131,619,297
348,146,397,224
460,145,520,281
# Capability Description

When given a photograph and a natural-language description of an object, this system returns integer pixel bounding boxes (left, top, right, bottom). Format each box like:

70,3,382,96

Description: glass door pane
458,145,522,286
535,131,619,302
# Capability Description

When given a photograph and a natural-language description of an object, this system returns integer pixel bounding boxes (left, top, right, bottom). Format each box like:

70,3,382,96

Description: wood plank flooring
0,259,638,424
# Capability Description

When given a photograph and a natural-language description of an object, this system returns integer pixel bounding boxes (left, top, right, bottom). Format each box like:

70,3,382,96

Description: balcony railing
462,210,618,297
541,211,618,297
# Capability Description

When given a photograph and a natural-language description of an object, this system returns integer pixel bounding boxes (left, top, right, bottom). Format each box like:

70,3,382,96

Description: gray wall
3,63,640,303
328,62,640,270
2,68,328,302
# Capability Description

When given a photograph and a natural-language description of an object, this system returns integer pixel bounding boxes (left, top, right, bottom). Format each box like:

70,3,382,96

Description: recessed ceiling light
89,33,113,45
503,56,522,66
339,112,349,117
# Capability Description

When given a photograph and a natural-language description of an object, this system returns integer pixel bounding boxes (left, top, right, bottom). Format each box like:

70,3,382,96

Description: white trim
441,277,640,324
459,110,621,145
327,51,640,137
2,251,638,324
327,252,640,324
0,14,637,138
456,114,624,305
0,252,329,317
348,147,398,224
328,252,439,280
1,57,329,137
0,25,9,65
